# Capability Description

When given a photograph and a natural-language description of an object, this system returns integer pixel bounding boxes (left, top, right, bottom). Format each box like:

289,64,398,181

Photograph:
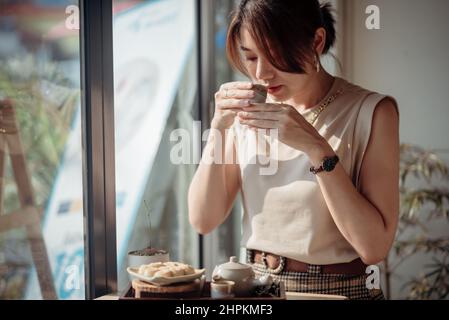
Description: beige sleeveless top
231,77,395,265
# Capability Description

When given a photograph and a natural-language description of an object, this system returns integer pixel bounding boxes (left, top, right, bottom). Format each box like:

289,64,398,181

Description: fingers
237,103,294,129
242,103,287,112
216,82,254,102
238,111,280,121
239,119,278,129
220,82,253,90
221,109,239,117
217,99,251,110
216,89,255,100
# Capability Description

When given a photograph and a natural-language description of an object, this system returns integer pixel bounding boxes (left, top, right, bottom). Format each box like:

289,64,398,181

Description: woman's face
239,27,315,103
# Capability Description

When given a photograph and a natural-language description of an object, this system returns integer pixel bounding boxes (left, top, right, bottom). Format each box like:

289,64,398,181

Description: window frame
79,0,210,299
80,0,117,299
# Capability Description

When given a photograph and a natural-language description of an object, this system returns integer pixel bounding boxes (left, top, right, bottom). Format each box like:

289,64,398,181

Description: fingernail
240,100,250,106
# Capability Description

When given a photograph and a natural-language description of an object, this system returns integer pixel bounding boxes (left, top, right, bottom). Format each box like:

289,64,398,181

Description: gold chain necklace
306,88,344,125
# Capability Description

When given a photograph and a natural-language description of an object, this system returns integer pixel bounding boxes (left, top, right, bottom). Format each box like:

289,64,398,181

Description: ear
313,27,327,55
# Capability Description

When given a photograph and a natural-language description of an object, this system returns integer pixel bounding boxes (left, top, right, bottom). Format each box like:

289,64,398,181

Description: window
202,0,244,271
112,0,199,292
0,0,84,299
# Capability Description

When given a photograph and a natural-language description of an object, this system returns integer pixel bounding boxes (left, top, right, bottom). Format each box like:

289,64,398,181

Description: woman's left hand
238,103,333,159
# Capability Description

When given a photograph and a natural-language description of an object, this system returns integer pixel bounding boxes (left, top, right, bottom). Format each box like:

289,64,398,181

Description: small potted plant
127,200,169,268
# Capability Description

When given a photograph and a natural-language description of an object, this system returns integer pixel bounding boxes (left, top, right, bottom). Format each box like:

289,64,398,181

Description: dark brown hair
226,0,336,76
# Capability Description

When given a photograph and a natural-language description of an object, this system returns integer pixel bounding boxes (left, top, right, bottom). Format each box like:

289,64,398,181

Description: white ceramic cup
251,84,268,104
211,280,235,299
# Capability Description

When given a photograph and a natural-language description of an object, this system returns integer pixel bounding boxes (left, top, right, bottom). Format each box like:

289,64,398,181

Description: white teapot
212,256,272,296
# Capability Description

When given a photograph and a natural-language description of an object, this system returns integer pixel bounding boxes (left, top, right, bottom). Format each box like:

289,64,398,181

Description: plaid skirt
248,252,385,300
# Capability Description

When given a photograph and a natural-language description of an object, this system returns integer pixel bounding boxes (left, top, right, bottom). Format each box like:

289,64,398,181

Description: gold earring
315,53,321,73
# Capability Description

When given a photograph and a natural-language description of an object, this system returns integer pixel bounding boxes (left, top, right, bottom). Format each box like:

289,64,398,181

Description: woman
188,0,399,300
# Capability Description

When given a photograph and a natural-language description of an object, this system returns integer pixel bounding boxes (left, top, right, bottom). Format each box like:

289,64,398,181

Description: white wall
341,0,449,299
343,0,449,151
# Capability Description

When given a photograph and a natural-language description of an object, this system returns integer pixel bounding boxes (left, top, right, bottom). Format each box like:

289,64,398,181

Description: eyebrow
240,46,252,52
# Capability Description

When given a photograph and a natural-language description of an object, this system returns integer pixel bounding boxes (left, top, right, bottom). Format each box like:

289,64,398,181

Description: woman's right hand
211,81,255,130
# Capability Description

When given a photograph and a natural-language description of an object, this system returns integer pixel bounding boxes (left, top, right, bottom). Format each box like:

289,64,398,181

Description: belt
249,250,367,275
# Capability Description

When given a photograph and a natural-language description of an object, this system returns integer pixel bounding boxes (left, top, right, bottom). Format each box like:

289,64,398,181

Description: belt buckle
261,251,285,275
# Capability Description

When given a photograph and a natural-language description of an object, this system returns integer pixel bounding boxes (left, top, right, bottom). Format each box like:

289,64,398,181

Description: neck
286,71,335,112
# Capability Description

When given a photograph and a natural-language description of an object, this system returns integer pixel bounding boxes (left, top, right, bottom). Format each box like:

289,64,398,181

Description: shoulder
366,96,400,161
332,79,391,118
358,96,400,192
350,90,399,189
346,78,400,132
371,96,399,136
338,78,398,113
373,96,399,119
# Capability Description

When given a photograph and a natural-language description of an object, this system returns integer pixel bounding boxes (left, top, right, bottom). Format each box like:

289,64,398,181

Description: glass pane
211,0,243,265
112,0,199,291
0,1,84,299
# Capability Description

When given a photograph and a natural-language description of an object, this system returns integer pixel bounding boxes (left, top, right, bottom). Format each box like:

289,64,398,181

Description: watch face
323,156,337,172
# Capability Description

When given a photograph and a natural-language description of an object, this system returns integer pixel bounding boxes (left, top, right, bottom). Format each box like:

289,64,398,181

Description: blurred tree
0,53,79,299
384,144,449,300
0,54,79,210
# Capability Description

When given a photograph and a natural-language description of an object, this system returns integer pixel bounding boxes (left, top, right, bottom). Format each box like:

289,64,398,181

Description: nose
255,57,275,81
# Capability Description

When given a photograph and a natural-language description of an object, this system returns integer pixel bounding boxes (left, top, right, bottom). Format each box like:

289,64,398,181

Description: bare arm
188,81,255,234
188,128,241,235
309,98,400,265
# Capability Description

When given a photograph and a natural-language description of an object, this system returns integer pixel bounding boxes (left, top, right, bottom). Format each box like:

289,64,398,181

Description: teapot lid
220,256,251,270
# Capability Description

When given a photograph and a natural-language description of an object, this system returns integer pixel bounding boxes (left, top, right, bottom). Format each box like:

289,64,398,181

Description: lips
267,85,282,94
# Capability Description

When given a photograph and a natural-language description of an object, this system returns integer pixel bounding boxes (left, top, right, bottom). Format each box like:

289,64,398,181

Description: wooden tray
131,279,202,298
119,281,286,300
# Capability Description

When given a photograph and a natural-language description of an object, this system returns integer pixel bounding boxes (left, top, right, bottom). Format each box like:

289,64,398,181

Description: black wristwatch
310,155,339,175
